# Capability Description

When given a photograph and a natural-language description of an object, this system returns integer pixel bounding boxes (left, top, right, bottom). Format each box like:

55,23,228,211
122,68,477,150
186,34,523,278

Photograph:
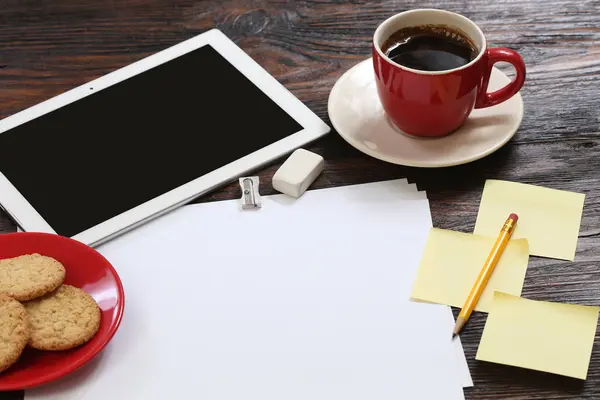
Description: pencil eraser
272,149,324,198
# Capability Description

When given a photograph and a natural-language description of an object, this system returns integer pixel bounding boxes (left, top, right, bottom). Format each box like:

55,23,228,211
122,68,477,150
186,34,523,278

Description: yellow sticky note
474,180,585,261
476,292,599,380
411,228,529,312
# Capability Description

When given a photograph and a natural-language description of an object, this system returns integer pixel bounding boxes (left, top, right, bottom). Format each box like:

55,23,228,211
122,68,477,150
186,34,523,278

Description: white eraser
272,149,324,198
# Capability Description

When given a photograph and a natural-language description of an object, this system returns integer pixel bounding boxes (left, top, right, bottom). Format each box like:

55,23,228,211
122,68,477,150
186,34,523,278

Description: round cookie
0,253,66,301
0,295,30,372
25,285,101,351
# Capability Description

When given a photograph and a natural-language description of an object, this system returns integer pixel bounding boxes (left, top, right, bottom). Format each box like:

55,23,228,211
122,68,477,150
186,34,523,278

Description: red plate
0,232,125,390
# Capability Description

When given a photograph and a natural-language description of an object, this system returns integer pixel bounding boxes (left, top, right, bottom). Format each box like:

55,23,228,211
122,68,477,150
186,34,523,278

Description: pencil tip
453,317,466,338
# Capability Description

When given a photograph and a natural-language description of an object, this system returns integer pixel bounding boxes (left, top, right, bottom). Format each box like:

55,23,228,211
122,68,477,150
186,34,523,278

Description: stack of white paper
26,179,471,399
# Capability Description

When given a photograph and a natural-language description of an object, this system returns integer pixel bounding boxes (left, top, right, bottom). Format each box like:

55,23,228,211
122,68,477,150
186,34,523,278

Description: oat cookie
0,295,30,372
0,254,66,301
25,285,101,351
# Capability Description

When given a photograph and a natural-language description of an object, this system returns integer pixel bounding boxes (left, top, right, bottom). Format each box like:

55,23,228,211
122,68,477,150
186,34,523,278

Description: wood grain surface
1,0,600,398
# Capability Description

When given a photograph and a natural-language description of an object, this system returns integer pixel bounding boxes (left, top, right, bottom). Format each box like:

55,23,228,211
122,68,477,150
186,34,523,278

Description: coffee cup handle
474,48,526,109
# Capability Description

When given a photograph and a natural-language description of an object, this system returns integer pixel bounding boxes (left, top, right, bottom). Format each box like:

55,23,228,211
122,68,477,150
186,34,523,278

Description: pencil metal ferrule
501,219,516,233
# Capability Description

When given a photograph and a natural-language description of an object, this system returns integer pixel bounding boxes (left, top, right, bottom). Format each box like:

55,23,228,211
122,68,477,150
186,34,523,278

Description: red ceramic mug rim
373,9,487,75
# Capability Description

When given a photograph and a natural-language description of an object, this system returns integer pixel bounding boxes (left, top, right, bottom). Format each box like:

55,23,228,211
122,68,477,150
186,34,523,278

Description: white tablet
0,29,330,246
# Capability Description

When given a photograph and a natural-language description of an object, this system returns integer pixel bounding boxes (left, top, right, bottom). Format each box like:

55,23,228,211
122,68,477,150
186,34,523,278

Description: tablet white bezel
0,29,330,246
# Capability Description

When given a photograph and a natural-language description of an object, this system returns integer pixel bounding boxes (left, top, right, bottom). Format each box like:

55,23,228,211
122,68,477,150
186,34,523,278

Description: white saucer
328,59,524,168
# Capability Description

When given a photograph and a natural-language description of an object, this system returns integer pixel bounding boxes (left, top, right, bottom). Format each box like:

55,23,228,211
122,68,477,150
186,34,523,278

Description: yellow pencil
452,213,518,338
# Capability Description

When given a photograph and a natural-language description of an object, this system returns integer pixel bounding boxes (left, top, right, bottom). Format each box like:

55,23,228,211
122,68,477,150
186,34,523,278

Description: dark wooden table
1,0,599,399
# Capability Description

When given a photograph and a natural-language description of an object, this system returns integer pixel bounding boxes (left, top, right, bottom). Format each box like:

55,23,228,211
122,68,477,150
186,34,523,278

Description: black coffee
382,25,477,71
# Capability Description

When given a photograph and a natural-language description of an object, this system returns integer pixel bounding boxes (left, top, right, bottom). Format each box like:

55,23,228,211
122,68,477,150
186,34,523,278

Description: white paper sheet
266,180,472,387
26,180,467,399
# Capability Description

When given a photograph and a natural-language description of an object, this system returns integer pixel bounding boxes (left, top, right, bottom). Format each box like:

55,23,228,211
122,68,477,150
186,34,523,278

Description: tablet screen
0,44,303,237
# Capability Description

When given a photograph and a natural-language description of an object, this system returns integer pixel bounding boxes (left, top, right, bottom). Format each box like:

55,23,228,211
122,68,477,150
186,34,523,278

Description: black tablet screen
0,44,303,237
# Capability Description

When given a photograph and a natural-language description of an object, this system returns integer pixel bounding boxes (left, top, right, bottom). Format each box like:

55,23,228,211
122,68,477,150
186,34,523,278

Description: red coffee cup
372,9,526,138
